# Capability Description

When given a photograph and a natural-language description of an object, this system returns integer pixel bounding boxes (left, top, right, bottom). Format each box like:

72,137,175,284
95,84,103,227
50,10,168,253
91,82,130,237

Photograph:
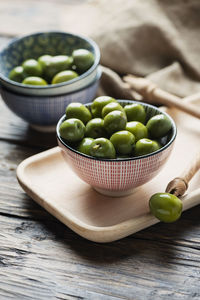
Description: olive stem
93,144,101,151
165,152,200,197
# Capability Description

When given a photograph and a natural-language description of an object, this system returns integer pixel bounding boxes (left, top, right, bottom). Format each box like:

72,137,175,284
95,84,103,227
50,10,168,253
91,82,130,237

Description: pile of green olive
59,96,172,159
9,49,94,86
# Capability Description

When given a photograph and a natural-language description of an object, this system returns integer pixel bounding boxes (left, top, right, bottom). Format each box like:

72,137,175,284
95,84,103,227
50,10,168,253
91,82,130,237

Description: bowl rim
56,100,177,162
0,66,102,98
0,31,100,90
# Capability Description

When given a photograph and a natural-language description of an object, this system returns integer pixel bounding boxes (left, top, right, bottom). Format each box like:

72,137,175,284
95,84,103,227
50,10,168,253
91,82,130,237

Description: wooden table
1,3,200,299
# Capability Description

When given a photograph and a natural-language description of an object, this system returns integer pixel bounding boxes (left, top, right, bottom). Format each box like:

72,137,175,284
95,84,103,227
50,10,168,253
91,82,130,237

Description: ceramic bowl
1,67,101,132
0,31,100,96
56,100,177,197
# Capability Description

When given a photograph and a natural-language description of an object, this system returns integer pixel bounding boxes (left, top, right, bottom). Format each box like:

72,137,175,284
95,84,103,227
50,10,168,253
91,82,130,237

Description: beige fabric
61,0,200,98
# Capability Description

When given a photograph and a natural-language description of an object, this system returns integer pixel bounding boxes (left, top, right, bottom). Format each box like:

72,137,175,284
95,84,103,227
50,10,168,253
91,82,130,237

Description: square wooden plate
17,99,200,243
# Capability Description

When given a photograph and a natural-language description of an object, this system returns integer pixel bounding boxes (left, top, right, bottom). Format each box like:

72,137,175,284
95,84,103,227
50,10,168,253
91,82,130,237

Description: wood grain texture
181,152,200,184
0,199,200,299
0,0,96,37
1,105,200,299
0,20,200,300
0,98,57,149
16,146,200,243
166,152,200,196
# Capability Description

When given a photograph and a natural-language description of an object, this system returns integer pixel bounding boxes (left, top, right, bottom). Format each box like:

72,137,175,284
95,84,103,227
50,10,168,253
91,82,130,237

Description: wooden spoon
149,152,200,222
123,74,200,119
165,152,200,197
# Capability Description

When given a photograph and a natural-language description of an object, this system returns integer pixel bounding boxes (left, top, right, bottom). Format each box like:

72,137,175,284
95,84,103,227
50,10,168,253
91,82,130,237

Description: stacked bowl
0,31,101,131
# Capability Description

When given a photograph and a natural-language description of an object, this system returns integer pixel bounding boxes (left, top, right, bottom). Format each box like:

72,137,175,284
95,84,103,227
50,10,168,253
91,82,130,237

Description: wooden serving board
17,98,200,243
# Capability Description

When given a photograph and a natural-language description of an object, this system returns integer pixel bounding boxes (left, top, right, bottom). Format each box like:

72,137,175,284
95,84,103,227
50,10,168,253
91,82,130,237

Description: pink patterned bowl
56,100,177,197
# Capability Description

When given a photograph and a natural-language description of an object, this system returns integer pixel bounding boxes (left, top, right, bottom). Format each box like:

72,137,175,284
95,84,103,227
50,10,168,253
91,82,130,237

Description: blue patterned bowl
1,67,101,131
0,31,100,96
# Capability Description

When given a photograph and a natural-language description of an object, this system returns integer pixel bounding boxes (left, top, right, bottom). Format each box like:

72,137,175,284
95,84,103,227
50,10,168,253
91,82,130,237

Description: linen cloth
67,0,200,99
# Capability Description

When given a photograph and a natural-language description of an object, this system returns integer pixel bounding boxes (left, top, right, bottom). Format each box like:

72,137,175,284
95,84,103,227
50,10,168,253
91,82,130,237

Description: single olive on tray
149,152,200,223
149,192,183,223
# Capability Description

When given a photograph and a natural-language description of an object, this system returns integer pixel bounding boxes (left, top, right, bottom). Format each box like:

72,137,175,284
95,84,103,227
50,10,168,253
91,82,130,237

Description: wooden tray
17,99,200,243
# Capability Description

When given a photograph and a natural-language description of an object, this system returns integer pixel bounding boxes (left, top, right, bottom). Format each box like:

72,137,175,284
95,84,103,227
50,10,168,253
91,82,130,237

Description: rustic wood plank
0,0,93,37
0,15,200,300
1,137,200,225
0,139,200,298
0,140,53,219
0,213,200,300
0,97,57,149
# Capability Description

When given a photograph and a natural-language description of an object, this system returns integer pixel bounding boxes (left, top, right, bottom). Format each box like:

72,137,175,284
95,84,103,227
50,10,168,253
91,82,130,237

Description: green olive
102,102,125,118
149,192,182,222
77,137,94,155
52,70,78,84
59,118,85,142
134,138,160,156
66,102,91,124
38,55,52,73
72,49,94,73
45,55,73,81
110,130,135,155
22,59,43,77
146,114,172,138
124,103,146,123
85,118,107,139
126,121,148,142
91,96,116,118
22,76,47,86
9,66,25,83
104,110,127,135
90,138,116,159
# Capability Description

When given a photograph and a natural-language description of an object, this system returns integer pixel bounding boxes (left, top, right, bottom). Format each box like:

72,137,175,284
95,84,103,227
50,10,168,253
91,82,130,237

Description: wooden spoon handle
180,152,200,183
123,74,200,119
165,152,200,197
